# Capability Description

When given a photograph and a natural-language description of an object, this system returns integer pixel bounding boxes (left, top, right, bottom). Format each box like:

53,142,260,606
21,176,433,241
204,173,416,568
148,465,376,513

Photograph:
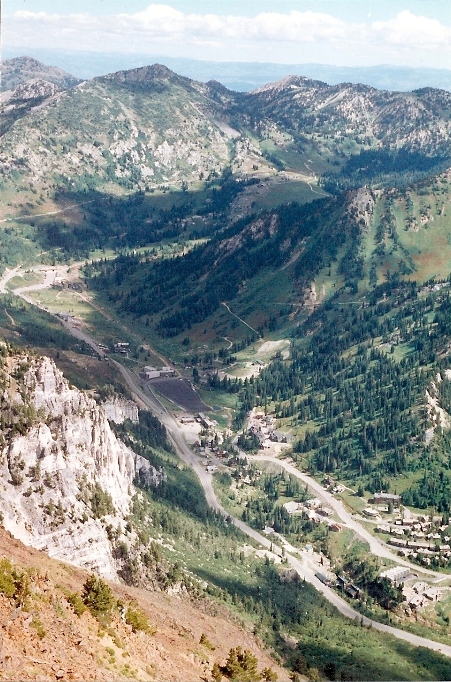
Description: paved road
113,363,451,658
251,455,446,579
7,284,451,658
14,268,57,302
0,265,22,293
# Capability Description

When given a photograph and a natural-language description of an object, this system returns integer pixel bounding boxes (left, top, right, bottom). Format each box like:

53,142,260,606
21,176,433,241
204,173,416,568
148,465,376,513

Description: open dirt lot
149,377,211,413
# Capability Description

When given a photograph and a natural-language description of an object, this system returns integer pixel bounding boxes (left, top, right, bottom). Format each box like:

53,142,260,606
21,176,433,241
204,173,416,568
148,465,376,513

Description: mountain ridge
1,56,82,92
2,60,451,220
4,49,451,92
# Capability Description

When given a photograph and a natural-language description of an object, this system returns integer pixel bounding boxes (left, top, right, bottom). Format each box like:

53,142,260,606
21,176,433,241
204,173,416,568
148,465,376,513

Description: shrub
31,617,46,639
82,574,115,617
14,572,30,606
0,559,30,605
125,604,156,634
0,559,16,598
200,632,215,650
67,592,86,616
220,647,260,682
90,483,115,518
212,662,222,682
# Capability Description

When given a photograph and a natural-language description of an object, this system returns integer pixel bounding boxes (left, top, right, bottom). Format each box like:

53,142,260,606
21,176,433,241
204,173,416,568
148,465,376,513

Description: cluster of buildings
379,567,443,610
114,342,130,354
52,279,83,291
384,536,451,562
91,341,130,355
197,412,216,429
247,412,291,447
404,582,442,609
372,492,401,507
376,515,451,560
321,477,345,495
379,566,416,585
316,564,443,610
358,493,401,520
283,497,340,531
141,365,176,379
315,572,360,599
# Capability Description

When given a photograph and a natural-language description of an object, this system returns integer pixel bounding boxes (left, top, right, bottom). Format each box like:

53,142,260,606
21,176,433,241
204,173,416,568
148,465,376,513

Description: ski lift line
221,301,261,338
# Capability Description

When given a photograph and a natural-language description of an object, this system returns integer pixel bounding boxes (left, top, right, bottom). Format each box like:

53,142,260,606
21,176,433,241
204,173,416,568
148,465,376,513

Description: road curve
0,265,23,294
251,455,446,579
114,364,451,658
9,289,451,659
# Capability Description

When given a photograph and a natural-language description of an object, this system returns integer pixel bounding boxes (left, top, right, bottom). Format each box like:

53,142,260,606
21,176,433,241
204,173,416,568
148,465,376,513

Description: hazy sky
4,1,451,68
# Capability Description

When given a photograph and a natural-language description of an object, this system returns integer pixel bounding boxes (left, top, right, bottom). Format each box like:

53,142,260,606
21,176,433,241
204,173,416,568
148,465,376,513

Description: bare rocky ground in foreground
0,528,289,681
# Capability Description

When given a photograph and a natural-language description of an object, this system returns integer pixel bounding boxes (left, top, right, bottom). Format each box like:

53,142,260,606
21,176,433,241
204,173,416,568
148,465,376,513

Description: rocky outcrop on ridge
0,346,163,580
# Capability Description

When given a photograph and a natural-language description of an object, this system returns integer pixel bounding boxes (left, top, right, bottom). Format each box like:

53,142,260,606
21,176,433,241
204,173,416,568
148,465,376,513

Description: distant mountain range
3,56,451,336
4,50,451,682
2,58,451,201
3,47,451,93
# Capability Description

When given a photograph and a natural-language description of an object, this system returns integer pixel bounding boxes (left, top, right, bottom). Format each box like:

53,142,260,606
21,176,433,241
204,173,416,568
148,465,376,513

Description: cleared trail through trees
221,302,261,337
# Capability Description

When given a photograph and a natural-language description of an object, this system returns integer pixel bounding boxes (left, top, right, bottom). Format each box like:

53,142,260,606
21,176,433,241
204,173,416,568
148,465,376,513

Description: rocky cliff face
0,347,162,581
102,396,139,424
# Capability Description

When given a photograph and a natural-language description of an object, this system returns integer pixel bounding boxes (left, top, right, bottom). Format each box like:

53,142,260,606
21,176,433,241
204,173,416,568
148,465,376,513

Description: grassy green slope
0,66,233,210
117,410,451,682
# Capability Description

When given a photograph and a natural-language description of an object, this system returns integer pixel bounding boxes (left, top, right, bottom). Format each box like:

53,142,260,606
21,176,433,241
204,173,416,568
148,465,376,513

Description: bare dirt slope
0,528,289,681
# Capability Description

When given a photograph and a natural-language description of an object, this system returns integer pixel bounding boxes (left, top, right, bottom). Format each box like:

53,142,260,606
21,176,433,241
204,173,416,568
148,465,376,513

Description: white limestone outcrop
102,396,139,424
0,354,162,580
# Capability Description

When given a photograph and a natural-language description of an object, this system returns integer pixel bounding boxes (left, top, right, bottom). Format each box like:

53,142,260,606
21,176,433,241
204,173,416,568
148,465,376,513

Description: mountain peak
1,55,82,92
252,74,327,94
101,62,185,87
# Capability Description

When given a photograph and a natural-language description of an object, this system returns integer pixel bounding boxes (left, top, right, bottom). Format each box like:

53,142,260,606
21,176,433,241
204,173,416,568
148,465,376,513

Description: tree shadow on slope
195,565,451,681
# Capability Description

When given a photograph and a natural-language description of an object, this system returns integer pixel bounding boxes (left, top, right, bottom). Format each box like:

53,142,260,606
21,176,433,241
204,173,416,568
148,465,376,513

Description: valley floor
5,262,451,667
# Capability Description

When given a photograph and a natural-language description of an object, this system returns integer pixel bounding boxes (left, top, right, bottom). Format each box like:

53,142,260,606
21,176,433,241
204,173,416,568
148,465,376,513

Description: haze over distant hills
4,46,451,93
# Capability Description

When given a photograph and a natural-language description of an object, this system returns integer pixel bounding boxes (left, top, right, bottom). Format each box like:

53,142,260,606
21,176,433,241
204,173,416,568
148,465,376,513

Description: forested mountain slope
4,58,451,679
86,165,451,339
2,63,451,217
84,165,451,514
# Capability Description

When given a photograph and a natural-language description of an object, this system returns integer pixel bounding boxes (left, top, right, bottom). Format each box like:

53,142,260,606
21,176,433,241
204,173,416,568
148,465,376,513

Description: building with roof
372,492,401,507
